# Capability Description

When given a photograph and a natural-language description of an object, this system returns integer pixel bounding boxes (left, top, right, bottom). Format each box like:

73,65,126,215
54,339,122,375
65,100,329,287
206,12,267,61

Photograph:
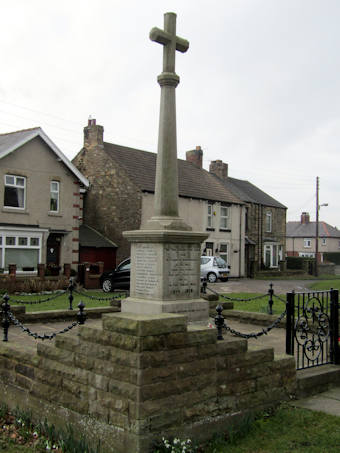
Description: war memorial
0,12,302,453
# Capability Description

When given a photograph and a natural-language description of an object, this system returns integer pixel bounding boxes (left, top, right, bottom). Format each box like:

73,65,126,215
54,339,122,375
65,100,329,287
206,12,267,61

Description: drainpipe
239,205,242,277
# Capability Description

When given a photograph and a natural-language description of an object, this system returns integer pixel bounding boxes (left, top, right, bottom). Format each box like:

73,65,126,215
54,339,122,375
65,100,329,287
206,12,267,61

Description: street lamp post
315,176,328,277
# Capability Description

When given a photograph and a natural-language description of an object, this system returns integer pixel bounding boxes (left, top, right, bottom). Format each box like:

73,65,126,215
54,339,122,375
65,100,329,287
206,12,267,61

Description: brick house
209,160,287,275
0,127,89,273
72,120,246,277
286,212,340,263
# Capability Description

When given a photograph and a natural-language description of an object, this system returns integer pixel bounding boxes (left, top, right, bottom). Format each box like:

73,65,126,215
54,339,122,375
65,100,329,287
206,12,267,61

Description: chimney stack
83,117,104,149
301,212,310,224
209,160,228,182
186,146,203,169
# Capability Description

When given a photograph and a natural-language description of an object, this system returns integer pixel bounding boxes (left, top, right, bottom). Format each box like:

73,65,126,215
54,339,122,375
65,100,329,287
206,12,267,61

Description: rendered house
286,212,340,263
72,120,246,277
0,127,89,273
208,159,287,275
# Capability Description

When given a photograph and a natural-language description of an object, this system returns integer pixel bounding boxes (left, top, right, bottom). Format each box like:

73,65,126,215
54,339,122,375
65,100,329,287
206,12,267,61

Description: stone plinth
122,229,209,322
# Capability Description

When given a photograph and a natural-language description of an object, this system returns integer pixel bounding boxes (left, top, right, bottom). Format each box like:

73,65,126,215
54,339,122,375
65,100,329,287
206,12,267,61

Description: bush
323,252,340,265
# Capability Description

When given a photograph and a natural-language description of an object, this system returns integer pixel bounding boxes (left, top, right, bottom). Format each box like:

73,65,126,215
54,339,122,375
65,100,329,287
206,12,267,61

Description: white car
200,256,230,283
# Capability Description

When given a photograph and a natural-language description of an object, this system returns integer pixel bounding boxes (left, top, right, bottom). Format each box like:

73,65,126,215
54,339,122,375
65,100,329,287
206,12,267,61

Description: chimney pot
84,118,104,149
301,212,310,224
209,160,228,182
186,147,203,169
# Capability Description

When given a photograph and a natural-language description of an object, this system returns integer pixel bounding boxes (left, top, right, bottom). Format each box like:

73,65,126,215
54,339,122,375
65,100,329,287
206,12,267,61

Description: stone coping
224,309,286,328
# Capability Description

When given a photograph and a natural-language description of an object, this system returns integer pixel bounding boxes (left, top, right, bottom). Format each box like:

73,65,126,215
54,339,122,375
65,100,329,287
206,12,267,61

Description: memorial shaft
150,12,189,219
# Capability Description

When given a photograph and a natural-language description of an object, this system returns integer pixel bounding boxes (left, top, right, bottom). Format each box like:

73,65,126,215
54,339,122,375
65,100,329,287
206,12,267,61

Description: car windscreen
216,257,227,268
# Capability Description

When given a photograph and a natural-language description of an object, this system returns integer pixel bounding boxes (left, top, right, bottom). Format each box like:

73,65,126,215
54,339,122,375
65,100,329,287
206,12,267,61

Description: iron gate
286,289,340,370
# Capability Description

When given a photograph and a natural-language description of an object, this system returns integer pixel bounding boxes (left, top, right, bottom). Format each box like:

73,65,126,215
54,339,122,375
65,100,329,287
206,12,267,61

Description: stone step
296,364,340,398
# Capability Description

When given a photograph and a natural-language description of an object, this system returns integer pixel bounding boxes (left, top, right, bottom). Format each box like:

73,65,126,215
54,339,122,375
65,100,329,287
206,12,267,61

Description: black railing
1,293,86,342
286,289,340,370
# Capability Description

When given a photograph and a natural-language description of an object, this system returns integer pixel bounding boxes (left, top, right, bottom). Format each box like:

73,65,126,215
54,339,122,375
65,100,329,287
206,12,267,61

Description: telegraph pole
315,176,319,277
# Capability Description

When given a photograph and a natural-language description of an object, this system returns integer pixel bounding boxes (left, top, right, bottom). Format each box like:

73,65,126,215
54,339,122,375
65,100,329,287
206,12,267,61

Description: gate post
286,291,295,356
330,289,340,365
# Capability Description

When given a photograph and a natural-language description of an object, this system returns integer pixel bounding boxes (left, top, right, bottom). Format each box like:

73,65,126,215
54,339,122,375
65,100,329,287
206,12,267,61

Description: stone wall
73,146,142,263
0,312,296,453
246,203,286,269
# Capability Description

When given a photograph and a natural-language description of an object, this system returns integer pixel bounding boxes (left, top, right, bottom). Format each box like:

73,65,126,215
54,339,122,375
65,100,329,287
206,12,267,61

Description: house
286,212,340,263
208,160,287,275
72,119,246,277
0,127,89,274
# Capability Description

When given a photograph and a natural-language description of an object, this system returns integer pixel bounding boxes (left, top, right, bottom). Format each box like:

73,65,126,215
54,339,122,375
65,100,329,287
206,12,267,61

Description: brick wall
0,313,296,453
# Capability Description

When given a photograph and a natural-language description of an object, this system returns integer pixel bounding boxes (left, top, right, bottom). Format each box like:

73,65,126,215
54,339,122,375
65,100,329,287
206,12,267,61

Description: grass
308,279,340,292
219,292,286,315
202,403,340,453
6,290,126,312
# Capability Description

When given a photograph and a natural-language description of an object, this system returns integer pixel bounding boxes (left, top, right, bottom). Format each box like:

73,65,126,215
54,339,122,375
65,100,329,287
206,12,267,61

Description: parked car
200,256,230,283
100,255,230,292
100,258,131,292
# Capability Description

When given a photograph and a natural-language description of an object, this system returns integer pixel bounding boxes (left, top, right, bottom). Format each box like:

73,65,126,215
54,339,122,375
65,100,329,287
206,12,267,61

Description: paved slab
213,279,316,294
292,387,340,417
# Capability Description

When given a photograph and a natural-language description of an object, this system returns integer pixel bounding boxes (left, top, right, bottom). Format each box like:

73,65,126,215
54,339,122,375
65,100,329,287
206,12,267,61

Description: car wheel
220,277,228,282
207,272,217,283
102,278,113,293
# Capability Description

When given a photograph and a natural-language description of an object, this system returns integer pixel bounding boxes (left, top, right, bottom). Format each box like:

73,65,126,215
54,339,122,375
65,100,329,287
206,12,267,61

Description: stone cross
148,13,190,228
150,12,189,74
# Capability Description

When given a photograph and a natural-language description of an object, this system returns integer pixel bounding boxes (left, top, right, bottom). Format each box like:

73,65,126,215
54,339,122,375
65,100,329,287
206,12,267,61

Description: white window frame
263,243,279,268
304,238,312,248
207,203,213,228
220,206,229,230
219,242,229,264
0,229,45,273
4,174,26,209
50,181,60,213
321,238,326,246
265,211,272,233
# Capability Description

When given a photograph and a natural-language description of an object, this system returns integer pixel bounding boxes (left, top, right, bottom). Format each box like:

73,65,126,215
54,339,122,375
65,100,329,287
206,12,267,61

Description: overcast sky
1,0,339,227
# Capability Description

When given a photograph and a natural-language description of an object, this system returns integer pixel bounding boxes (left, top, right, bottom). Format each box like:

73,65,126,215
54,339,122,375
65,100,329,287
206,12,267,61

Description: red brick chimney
186,146,203,169
209,160,228,182
301,212,310,224
83,117,104,149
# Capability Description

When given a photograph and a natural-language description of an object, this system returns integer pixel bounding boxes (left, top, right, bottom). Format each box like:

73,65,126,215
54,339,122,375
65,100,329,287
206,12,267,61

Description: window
220,206,229,229
219,243,228,264
264,244,278,268
321,238,326,246
338,241,340,249
265,211,272,232
50,181,59,212
304,238,311,248
205,242,214,256
4,175,25,208
207,204,213,228
0,232,41,272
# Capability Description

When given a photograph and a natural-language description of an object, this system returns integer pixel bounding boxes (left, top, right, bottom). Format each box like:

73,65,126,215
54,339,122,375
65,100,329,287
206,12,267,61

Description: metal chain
73,289,125,301
8,311,80,340
207,286,267,302
223,309,287,339
272,294,287,304
9,290,67,305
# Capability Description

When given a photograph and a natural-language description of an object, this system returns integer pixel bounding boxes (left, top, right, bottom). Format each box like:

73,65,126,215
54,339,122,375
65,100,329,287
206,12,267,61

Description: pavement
212,278,315,294
292,387,340,417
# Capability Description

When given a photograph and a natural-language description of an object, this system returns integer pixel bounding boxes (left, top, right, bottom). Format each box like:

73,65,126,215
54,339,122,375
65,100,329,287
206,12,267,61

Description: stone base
121,297,209,324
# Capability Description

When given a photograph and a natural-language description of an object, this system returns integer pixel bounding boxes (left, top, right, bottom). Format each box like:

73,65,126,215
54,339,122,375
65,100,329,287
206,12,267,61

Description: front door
46,233,62,266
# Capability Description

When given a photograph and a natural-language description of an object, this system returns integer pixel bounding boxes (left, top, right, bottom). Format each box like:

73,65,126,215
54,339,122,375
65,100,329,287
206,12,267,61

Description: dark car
100,258,131,292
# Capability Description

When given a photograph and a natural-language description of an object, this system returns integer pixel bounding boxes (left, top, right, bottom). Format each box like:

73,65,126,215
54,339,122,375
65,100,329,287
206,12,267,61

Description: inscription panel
134,243,160,298
165,243,200,299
